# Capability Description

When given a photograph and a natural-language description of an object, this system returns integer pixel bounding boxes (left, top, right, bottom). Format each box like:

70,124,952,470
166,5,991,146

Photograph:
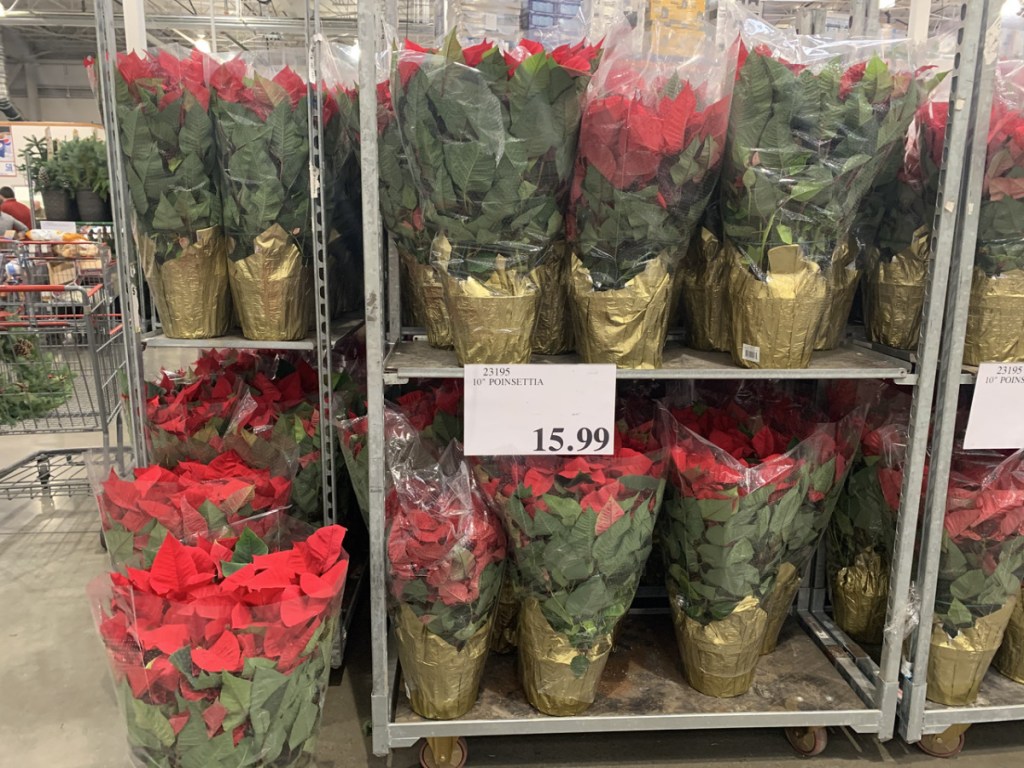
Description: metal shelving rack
358,1,984,764
897,0,1024,756
91,0,365,661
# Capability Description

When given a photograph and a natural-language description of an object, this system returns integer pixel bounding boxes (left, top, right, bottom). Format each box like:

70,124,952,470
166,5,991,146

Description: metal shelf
919,671,1024,733
142,314,365,352
388,616,881,747
0,450,94,500
383,340,914,384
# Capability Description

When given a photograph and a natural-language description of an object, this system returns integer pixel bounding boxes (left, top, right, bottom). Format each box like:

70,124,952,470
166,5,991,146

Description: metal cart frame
0,240,128,499
357,1,984,764
896,0,1024,756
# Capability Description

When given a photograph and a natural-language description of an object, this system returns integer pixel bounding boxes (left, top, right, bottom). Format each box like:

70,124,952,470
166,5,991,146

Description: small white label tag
742,344,761,364
964,362,1024,449
464,364,615,456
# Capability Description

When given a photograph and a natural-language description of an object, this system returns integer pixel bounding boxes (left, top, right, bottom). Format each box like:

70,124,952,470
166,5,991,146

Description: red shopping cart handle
0,284,84,292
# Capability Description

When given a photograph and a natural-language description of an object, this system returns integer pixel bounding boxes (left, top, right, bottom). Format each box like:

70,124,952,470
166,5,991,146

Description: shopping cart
0,245,128,500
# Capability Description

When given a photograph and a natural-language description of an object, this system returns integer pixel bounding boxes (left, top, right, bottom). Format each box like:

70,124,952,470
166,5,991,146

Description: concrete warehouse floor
2,434,1024,768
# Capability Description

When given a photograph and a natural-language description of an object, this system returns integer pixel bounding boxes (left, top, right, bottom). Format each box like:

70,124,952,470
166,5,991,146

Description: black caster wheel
785,726,828,757
918,730,966,758
419,736,468,768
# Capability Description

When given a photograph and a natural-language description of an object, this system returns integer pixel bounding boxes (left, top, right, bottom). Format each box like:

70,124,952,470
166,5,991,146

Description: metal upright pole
901,0,1001,743
358,0,392,757
307,0,338,527
93,0,149,466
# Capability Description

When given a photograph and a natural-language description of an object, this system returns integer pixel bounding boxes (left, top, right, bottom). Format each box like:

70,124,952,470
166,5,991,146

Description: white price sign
463,364,616,456
964,363,1024,449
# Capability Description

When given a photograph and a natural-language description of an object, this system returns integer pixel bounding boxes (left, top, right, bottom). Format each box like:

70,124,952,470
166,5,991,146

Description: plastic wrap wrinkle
531,244,575,356
865,228,931,351
927,597,1017,706
833,550,889,645
964,268,1024,366
678,228,731,352
569,254,673,369
673,594,767,698
517,598,613,716
394,603,494,720
994,588,1024,684
138,226,231,339
760,561,801,655
728,243,829,369
227,224,312,341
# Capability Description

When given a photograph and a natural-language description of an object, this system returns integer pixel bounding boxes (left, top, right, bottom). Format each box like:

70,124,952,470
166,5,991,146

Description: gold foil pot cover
815,241,860,351
517,598,613,716
672,594,768,698
531,243,575,356
994,588,1024,684
439,262,540,366
137,227,231,339
760,562,801,655
864,228,930,351
393,602,494,720
832,550,890,645
403,248,452,348
569,254,673,369
728,243,829,370
964,268,1024,366
678,228,731,352
227,224,312,341
927,596,1017,706
490,578,519,654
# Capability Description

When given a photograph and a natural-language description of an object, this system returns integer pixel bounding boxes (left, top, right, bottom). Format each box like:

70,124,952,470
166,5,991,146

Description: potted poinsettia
90,516,349,768
478,421,666,715
721,5,943,368
385,421,506,720
919,61,1024,364
825,381,914,644
858,107,935,351
114,49,229,339
210,57,313,341
928,450,1024,705
569,22,731,368
658,387,858,697
393,36,600,364
91,449,292,569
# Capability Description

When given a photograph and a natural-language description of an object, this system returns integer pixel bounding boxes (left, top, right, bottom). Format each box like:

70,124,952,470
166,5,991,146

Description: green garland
0,333,75,425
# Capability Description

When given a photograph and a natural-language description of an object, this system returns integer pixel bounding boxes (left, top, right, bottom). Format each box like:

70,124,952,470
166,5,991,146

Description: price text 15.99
533,426,610,453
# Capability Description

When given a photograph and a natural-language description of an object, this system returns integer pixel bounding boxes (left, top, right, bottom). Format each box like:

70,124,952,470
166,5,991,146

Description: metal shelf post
898,0,1012,747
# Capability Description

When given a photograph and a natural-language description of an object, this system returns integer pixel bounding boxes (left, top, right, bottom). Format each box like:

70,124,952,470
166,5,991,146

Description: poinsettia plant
209,58,311,262
920,61,1024,275
936,450,1024,636
570,40,731,288
114,49,220,265
376,77,433,263
479,421,666,672
723,37,942,270
659,390,855,625
394,35,601,279
91,517,348,768
387,435,506,647
96,450,292,569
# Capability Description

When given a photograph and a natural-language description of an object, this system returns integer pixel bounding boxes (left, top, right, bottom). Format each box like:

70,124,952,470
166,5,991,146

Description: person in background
0,187,32,229
0,209,27,236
